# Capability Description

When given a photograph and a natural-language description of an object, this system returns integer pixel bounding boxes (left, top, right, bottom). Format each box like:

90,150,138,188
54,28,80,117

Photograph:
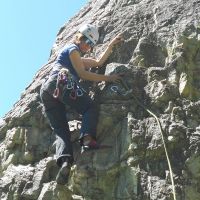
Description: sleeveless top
50,43,80,81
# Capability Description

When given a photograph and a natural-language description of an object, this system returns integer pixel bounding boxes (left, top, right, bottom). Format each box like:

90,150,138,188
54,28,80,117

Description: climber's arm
82,33,124,69
70,50,122,82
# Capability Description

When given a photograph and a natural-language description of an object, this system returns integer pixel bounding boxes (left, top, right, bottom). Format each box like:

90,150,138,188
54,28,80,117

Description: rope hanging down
111,79,177,200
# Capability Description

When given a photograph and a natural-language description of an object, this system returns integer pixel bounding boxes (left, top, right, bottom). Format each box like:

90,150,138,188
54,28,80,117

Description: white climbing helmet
78,24,99,46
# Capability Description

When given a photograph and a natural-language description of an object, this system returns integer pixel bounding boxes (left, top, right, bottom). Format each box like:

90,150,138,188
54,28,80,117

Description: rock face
1,0,200,199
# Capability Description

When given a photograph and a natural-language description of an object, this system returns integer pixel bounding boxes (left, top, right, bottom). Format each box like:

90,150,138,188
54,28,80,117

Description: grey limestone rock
1,0,200,199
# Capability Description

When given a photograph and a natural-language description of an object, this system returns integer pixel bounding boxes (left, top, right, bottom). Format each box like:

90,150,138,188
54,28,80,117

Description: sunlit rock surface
1,0,200,199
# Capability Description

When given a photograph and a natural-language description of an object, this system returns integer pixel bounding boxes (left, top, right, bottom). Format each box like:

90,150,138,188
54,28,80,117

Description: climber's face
79,40,92,53
74,33,93,53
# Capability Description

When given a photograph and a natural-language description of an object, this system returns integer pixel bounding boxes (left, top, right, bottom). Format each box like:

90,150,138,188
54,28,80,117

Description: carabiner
111,85,132,96
76,88,83,97
110,85,119,93
67,80,74,90
53,88,60,98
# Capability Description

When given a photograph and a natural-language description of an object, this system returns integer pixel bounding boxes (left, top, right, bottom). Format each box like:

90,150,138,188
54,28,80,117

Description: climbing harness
53,68,84,100
111,80,177,200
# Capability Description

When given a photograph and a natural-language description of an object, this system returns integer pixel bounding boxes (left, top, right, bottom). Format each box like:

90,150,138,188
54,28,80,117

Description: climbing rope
111,80,177,200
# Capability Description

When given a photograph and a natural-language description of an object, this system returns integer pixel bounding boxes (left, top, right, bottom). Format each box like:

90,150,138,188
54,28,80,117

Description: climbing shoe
56,161,71,185
81,140,99,153
81,139,112,153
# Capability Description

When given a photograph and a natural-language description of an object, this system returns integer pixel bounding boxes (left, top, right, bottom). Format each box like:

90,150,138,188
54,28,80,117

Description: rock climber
40,24,124,185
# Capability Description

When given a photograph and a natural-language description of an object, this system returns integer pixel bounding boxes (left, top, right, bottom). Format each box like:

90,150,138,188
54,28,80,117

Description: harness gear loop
111,79,177,200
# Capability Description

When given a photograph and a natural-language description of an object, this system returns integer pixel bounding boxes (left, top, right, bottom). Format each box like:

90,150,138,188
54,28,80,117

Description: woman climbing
40,24,123,185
